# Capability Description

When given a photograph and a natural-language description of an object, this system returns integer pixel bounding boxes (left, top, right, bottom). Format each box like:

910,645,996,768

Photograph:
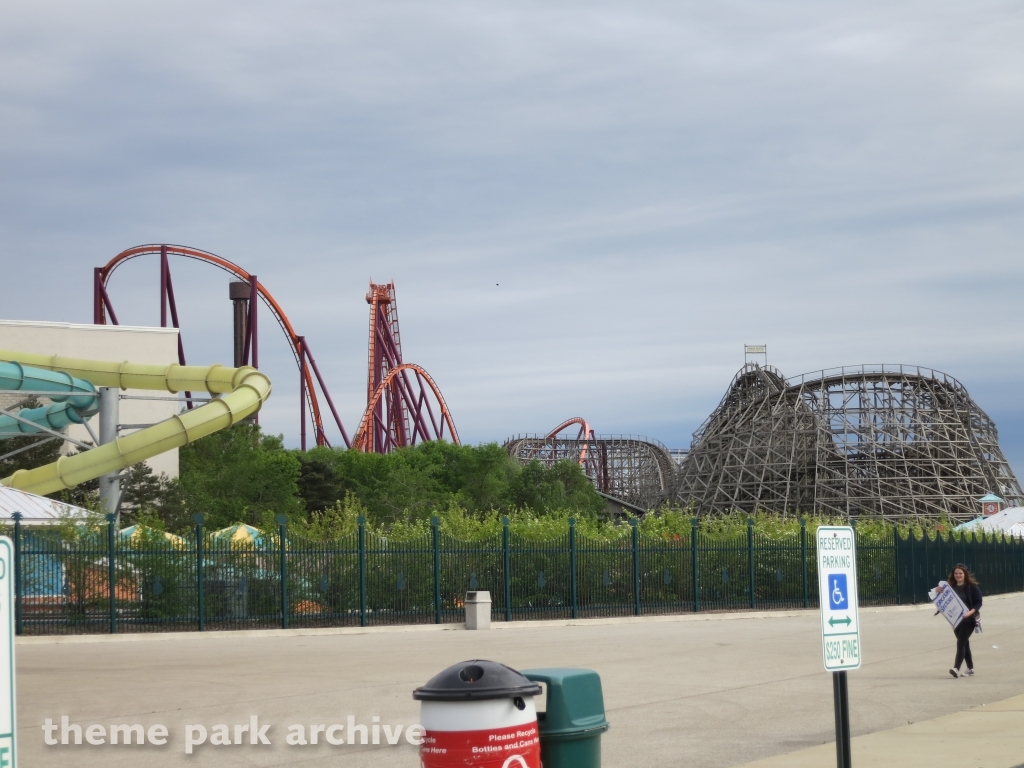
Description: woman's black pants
954,617,976,670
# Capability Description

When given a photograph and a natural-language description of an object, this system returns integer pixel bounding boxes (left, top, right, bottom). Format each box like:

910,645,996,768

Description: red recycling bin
414,659,543,767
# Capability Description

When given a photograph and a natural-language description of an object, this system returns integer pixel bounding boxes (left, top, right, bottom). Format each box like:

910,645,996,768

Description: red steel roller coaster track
534,417,596,464
355,282,459,452
93,246,458,454
351,363,459,452
93,244,349,449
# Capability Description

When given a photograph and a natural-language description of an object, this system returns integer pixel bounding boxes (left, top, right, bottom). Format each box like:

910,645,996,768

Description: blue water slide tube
0,360,100,439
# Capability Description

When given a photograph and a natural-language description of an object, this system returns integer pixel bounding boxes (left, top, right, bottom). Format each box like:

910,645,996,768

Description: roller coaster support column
231,276,260,424
230,281,250,368
298,336,307,451
158,245,194,410
303,343,347,448
98,387,120,524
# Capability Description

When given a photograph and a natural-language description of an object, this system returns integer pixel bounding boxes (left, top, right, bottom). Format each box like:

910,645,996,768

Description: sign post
0,537,15,768
817,526,860,768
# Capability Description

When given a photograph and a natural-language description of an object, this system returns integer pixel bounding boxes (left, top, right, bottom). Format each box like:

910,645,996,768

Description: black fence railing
8,514,1024,635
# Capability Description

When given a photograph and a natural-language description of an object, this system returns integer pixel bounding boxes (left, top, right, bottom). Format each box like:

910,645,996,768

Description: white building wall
0,320,181,480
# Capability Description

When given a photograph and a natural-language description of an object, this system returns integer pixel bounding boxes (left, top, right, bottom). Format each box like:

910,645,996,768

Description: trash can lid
522,668,609,738
413,660,543,702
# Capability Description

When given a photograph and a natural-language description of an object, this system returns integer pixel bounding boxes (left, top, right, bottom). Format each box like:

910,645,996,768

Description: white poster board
929,580,967,629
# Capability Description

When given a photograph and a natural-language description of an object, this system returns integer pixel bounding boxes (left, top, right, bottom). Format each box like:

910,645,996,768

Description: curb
15,591,1021,645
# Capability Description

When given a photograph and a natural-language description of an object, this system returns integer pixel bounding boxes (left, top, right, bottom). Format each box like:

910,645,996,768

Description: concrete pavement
16,592,1024,767
734,693,1024,768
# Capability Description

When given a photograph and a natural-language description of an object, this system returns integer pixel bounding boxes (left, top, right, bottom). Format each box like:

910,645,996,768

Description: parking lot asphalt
16,592,1024,767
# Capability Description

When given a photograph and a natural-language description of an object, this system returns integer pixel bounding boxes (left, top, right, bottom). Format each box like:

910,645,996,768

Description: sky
1,2,1023,471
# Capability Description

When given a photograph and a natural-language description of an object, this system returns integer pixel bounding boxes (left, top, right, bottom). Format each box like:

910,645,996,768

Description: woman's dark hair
949,563,979,586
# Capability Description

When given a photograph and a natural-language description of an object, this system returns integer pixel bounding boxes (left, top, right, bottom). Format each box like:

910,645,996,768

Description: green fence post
106,513,117,634
432,516,442,624
1019,535,1023,592
194,514,205,631
1019,535,1024,592
358,515,367,627
277,515,288,629
913,528,921,606
922,527,930,605
800,518,808,609
630,518,641,616
892,525,900,605
691,518,700,613
747,518,755,610
569,518,578,619
12,512,22,636
851,519,858,602
502,516,512,622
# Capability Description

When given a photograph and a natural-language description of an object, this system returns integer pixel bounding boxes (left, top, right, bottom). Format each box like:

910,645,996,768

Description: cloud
1,1,1023,471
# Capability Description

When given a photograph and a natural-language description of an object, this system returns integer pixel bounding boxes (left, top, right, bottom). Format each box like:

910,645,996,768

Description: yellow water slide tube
0,349,271,496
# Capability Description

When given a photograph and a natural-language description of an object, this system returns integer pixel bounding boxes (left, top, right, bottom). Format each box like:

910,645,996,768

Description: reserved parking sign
817,526,861,672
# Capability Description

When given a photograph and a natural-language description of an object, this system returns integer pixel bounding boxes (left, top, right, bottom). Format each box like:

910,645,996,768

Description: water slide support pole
98,387,120,525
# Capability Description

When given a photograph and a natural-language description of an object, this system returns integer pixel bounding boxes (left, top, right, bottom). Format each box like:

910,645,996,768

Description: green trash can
521,668,609,768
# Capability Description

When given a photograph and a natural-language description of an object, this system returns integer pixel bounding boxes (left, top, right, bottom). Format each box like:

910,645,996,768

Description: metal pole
93,268,104,324
12,512,22,636
630,518,641,616
801,518,809,608
502,517,512,622
832,670,852,768
892,525,901,605
278,515,288,630
908,527,917,604
107,513,117,634
922,527,930,603
841,671,852,766
249,275,258,369
569,518,578,619
160,246,168,328
98,387,120,525
358,516,367,627
194,514,205,631
691,518,700,613
747,518,756,610
298,337,307,451
230,281,250,368
304,345,350,447
432,516,442,624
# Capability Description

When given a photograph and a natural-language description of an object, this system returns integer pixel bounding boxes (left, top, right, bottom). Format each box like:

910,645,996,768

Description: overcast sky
2,2,1023,470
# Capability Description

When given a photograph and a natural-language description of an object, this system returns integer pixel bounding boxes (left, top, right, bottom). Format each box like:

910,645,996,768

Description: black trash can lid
413,660,543,702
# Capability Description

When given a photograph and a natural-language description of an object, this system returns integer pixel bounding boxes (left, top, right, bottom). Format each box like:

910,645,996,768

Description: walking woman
947,563,982,678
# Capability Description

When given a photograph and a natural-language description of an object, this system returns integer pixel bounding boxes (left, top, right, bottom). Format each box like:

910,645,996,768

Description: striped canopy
119,525,186,547
210,523,265,545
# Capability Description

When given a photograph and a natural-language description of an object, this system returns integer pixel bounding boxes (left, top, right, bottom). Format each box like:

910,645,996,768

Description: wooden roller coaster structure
504,419,678,511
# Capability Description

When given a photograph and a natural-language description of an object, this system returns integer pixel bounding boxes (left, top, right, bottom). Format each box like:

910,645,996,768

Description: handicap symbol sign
828,573,849,610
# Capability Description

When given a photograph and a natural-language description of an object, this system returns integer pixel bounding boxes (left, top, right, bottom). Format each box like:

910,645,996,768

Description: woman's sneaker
949,668,959,678
964,669,974,676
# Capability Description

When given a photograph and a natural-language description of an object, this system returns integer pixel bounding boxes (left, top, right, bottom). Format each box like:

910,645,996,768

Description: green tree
119,462,186,529
294,441,605,524
178,424,303,531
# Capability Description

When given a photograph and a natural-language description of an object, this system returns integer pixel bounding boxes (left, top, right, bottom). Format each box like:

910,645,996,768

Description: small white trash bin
465,591,491,630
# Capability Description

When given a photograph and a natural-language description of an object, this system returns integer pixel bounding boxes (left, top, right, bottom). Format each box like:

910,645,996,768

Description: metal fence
9,514,1024,635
